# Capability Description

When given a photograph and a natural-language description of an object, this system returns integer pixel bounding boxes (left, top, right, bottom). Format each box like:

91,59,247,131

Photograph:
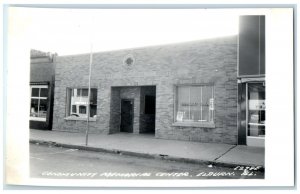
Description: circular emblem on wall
123,54,135,68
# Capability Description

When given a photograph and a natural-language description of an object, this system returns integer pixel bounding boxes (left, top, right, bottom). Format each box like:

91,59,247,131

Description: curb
30,139,264,173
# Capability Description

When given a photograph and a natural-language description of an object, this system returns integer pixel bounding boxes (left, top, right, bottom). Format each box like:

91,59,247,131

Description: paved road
30,143,264,179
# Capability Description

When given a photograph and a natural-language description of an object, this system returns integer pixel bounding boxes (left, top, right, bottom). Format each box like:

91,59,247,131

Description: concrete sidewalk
30,129,265,168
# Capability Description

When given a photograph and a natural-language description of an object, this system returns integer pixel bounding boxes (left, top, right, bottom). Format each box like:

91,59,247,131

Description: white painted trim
30,117,46,122
30,85,48,88
64,116,97,122
172,122,215,128
247,136,265,140
30,97,47,99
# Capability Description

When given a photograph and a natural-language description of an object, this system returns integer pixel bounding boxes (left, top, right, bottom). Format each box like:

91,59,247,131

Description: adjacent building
238,16,265,147
30,49,56,130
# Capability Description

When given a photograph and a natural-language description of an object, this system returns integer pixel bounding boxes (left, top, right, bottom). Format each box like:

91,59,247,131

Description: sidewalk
30,129,265,168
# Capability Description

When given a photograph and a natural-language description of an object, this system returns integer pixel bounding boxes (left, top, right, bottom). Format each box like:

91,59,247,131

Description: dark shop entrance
120,99,134,133
110,86,156,135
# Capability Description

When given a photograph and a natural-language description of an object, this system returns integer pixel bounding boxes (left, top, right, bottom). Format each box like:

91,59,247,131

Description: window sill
64,117,97,122
172,122,215,128
30,117,46,122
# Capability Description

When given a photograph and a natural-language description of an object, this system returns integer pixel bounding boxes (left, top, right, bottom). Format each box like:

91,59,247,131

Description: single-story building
30,49,56,130
52,36,238,144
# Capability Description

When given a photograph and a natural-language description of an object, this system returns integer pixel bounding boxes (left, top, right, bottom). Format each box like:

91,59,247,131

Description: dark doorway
145,95,155,114
120,99,134,133
143,95,155,134
140,86,156,135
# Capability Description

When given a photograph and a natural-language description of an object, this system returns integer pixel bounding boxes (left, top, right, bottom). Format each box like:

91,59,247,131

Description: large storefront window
66,88,97,118
30,85,48,121
175,85,214,123
247,83,265,137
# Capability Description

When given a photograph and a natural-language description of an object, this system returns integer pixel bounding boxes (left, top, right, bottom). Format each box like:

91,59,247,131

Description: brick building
30,49,56,130
52,36,238,144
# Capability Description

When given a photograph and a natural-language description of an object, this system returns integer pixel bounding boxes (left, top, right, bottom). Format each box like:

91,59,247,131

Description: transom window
67,88,97,118
30,85,48,121
175,85,214,123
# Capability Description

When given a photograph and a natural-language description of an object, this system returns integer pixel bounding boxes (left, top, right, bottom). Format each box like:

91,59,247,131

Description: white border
3,5,295,189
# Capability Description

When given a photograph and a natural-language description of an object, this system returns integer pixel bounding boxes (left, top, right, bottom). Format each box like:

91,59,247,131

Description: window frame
30,85,48,122
65,87,98,121
173,84,215,128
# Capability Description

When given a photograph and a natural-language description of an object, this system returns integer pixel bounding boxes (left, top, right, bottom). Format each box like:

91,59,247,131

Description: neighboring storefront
237,16,266,147
30,49,56,130
52,36,238,144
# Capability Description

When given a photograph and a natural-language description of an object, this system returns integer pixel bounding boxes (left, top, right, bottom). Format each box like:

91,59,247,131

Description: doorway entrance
246,82,265,146
109,86,156,135
120,99,134,133
238,80,265,147
139,86,156,134
141,95,155,134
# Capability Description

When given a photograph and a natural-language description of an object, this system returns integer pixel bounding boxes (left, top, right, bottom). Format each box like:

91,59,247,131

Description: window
79,105,87,114
175,85,214,123
30,85,48,121
71,105,77,113
66,88,97,118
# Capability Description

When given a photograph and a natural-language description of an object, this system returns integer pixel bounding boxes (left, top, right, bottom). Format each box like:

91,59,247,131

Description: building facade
237,16,265,147
52,36,238,144
30,49,56,130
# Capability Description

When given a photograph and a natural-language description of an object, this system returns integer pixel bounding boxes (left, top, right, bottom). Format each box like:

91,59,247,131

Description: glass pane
40,88,48,98
248,83,265,137
30,99,39,117
72,105,77,113
81,89,88,96
39,99,48,118
202,86,213,122
32,88,39,97
190,86,201,122
176,87,190,121
79,105,87,114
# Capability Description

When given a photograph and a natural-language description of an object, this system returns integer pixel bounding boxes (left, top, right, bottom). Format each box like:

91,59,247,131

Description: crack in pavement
213,145,237,161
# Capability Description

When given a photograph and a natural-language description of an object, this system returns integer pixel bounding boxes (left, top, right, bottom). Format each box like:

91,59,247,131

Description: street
30,143,264,179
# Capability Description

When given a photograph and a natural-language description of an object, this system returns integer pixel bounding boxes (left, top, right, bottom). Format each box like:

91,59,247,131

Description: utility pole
85,43,93,146
85,14,95,146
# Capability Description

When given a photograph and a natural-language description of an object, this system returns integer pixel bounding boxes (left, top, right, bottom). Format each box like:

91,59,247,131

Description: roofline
57,35,238,58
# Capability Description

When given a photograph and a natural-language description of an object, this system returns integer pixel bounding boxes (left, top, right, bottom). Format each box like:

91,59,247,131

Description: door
246,82,265,147
120,99,134,133
144,95,156,134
